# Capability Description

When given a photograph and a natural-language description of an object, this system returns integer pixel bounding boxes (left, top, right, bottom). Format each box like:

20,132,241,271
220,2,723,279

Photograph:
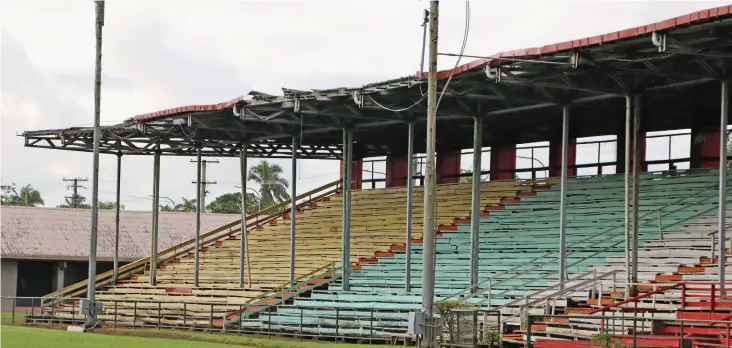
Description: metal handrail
447,172,732,303
493,270,621,326
41,179,343,305
589,282,685,314
223,262,345,325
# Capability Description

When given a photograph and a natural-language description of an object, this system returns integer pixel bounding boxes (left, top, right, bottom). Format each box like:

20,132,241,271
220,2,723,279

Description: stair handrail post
681,282,686,308
712,283,717,311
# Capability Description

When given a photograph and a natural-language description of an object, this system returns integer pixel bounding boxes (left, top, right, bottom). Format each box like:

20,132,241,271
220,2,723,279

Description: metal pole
470,116,483,292
421,2,439,347
559,105,570,287
239,146,249,287
113,153,121,283
342,129,353,291
201,161,207,212
289,136,298,282
150,150,161,286
719,80,728,283
631,94,642,289
194,149,202,288
86,0,104,326
405,123,415,292
623,95,632,298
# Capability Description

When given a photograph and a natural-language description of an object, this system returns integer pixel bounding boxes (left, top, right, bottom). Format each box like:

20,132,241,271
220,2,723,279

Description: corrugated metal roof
0,206,237,262
426,4,732,80
128,5,732,124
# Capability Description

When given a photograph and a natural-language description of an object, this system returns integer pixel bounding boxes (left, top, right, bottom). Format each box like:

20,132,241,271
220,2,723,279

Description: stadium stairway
38,178,541,329
228,169,732,341
510,212,732,347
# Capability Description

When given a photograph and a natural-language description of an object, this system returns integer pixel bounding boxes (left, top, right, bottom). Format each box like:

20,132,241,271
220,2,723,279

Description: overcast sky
0,0,724,211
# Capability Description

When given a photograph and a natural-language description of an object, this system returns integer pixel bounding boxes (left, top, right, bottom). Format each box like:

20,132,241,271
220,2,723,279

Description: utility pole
420,1,439,348
63,178,88,207
86,0,105,327
190,159,218,212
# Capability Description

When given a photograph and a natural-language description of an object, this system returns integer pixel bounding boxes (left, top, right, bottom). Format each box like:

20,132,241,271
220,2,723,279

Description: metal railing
4,295,417,344
41,179,343,306
223,262,344,326
525,313,732,348
446,170,732,304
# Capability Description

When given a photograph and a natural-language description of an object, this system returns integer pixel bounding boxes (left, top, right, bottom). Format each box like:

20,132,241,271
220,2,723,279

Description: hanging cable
436,0,470,110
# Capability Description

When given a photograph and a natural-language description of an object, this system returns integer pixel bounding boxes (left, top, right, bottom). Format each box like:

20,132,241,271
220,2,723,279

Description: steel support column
631,94,642,289
113,153,121,283
559,105,570,287
149,151,161,286
342,129,353,291
239,146,249,287
194,149,202,287
421,2,439,347
86,0,104,325
469,117,483,293
289,137,298,282
719,80,729,283
623,95,632,297
405,123,415,292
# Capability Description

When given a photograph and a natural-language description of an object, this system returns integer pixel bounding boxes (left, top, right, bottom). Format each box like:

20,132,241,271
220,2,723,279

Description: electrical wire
436,0,470,110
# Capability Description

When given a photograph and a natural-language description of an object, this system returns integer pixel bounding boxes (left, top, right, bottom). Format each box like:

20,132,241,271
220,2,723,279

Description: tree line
0,160,291,214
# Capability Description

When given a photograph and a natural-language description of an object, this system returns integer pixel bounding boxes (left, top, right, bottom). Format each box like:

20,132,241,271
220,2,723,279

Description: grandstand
14,4,732,348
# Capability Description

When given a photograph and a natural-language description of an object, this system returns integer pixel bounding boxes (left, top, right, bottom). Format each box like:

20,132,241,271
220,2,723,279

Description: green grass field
1,325,390,348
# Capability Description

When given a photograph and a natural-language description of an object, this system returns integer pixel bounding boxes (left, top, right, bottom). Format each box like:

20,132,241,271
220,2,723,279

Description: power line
62,177,88,207
190,159,218,211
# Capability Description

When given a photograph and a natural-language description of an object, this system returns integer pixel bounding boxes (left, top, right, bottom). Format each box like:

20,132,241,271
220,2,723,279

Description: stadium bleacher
48,179,539,328
228,168,730,338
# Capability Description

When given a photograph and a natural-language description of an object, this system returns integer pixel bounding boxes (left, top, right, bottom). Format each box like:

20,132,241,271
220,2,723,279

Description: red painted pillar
437,150,461,184
691,126,721,168
617,132,646,172
385,155,409,187
490,145,516,180
339,160,363,189
549,139,577,177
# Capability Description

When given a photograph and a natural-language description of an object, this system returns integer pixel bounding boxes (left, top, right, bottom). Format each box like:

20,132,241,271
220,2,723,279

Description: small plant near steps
591,332,630,348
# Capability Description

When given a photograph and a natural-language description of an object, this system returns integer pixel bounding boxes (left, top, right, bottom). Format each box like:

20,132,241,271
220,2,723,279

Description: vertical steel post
470,117,483,292
149,150,161,286
422,2,439,347
194,149,202,287
559,105,570,287
113,153,121,283
631,95,642,288
623,95,632,297
86,0,105,326
405,122,415,292
342,129,353,291
290,137,298,282
239,146,249,287
719,80,729,283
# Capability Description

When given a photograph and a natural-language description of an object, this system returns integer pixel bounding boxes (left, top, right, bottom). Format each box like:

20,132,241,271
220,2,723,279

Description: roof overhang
21,5,732,159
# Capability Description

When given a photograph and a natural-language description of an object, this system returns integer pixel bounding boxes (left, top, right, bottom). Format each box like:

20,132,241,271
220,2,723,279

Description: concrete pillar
1,260,18,308
437,150,461,184
53,261,67,291
490,145,517,180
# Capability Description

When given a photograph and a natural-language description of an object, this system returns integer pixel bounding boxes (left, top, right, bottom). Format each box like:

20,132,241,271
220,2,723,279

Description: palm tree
174,197,197,212
10,184,45,207
248,160,290,208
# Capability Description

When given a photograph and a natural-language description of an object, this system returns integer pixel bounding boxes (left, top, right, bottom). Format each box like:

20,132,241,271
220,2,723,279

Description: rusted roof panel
0,206,237,261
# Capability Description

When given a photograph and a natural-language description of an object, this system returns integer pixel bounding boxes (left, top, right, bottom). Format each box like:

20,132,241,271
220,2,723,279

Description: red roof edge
133,96,244,122
417,4,732,80
132,5,732,123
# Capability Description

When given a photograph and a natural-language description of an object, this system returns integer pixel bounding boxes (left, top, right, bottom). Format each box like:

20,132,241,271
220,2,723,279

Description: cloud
1,0,727,210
